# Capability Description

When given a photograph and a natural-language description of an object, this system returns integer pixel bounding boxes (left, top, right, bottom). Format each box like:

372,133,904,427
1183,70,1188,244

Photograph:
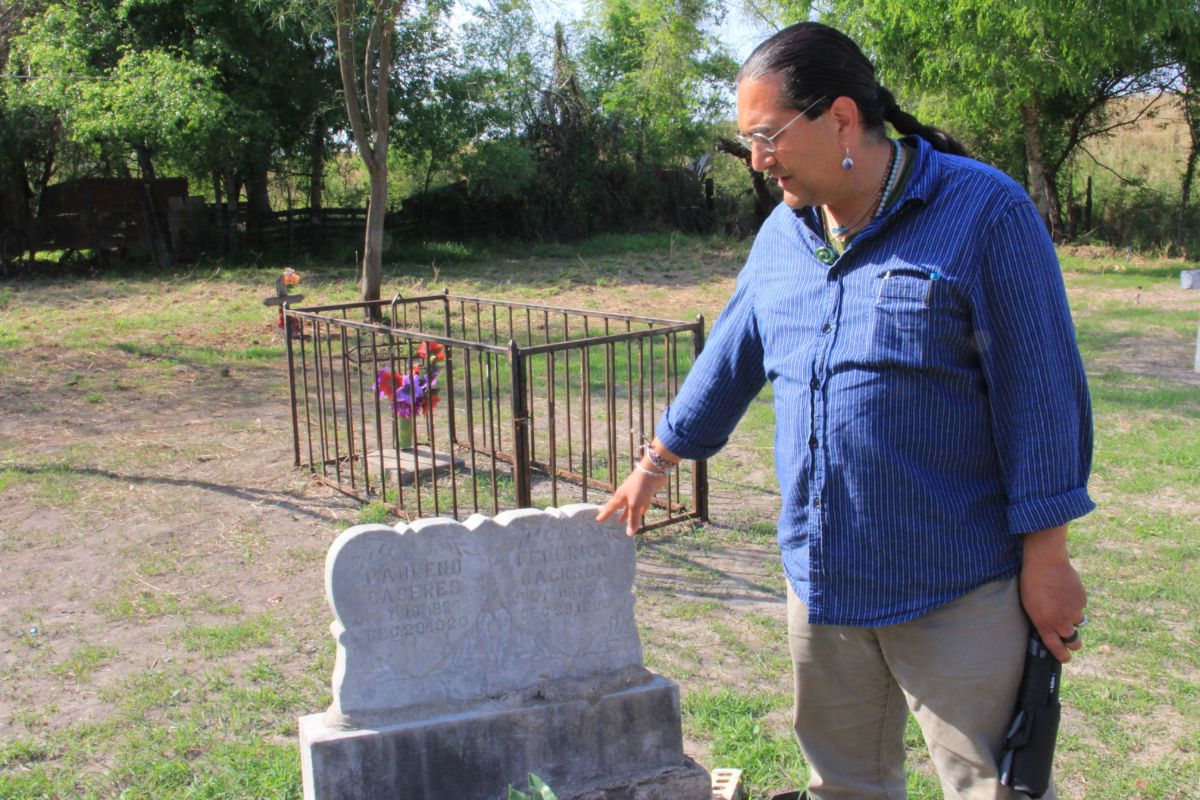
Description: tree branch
363,2,383,136
1075,142,1169,195
373,0,401,154
334,0,375,168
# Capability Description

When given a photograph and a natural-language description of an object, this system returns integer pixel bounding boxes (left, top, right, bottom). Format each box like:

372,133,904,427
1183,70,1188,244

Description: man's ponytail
877,87,968,157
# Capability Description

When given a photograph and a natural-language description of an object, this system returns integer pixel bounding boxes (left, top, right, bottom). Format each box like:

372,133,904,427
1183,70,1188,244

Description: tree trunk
1020,102,1061,241
309,122,326,250
224,168,239,253
246,160,273,220
716,137,775,224
1178,92,1199,257
334,0,402,308
308,122,325,213
362,161,386,305
0,159,32,229
135,145,157,181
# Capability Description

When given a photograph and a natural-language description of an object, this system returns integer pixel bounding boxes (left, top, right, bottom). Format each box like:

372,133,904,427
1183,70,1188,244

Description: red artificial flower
416,341,445,362
375,369,400,401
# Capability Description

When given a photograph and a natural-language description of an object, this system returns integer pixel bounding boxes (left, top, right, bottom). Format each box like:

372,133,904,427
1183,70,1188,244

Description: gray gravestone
299,505,710,800
1185,270,1200,372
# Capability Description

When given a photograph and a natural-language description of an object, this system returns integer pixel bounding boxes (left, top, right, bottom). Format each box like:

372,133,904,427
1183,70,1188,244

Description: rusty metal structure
284,292,708,532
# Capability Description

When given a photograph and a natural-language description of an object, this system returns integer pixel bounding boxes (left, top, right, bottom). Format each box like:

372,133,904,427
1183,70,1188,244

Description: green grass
1,238,1197,798
51,644,118,683
683,688,805,799
0,463,88,507
180,614,277,658
355,500,393,525
1,659,315,799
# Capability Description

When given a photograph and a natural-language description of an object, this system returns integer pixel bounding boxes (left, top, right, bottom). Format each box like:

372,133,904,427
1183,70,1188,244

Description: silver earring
841,145,854,170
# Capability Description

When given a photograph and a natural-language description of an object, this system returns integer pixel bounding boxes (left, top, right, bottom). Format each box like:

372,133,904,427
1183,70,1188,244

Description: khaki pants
787,577,1055,800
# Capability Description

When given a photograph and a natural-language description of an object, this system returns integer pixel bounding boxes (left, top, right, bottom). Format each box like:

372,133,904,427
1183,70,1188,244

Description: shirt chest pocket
868,271,967,368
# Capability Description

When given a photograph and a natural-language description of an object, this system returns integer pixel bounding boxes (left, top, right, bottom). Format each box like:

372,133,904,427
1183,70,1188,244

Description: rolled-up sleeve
656,266,768,460
972,199,1095,534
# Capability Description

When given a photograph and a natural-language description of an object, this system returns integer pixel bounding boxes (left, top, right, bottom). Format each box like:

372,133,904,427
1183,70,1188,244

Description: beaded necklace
824,138,901,243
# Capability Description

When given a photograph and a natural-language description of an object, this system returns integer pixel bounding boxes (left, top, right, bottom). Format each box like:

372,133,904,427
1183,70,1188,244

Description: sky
453,0,777,66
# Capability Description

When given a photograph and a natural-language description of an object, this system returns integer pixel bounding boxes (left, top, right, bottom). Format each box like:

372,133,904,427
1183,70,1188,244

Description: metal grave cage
284,292,708,532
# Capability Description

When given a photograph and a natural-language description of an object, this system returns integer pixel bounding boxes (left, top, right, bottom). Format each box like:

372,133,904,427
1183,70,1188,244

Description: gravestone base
367,448,459,484
300,674,709,800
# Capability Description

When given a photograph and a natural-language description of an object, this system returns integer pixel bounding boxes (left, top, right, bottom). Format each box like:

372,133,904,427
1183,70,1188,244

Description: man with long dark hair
599,22,1092,799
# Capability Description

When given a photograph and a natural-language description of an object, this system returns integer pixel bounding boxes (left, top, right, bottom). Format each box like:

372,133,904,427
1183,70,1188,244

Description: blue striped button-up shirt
657,136,1094,626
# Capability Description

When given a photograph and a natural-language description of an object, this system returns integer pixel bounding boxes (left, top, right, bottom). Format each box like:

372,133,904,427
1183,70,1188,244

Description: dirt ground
2,249,1196,794
0,270,790,783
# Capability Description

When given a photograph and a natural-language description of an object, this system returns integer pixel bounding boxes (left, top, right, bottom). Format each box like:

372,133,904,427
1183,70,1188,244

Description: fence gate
284,291,708,532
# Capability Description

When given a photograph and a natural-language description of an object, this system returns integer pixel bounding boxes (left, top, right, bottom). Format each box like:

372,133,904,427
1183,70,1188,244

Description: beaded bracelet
640,441,677,475
634,461,668,478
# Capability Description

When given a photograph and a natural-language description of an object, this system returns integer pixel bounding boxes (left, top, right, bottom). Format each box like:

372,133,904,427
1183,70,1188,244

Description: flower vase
397,419,414,450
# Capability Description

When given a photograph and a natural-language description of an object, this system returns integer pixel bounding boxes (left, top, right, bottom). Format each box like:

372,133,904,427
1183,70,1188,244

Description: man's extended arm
597,439,680,537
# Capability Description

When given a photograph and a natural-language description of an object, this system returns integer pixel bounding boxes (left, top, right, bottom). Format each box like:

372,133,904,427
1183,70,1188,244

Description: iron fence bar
293,296,437,315
469,448,696,522
389,293,403,329
387,331,406,512
309,473,417,524
525,308,536,467
514,323,700,356
339,326,357,490
544,308,558,508
447,294,689,327
667,331,680,517
476,305,497,513
286,312,507,356
624,319,635,484
492,304,503,456
311,319,328,476
421,325,443,518
460,300,480,513
662,331,672,520
647,332,657,483
298,315,316,470
637,333,646,481
510,340,532,508
285,305,301,467
321,319,340,481
442,292,460,519
638,512,698,534
402,337,424,519
604,323,617,492
581,316,592,503
371,328,388,503
562,312,573,477
487,351,500,515
354,325,371,495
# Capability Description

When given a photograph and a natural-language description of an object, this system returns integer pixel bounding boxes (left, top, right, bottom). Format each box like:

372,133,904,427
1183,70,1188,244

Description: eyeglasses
736,96,828,154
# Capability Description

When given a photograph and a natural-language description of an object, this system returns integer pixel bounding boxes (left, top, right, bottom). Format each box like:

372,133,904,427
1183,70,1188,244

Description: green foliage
581,0,736,165
8,0,335,204
459,0,546,138
750,0,1200,243
458,138,537,200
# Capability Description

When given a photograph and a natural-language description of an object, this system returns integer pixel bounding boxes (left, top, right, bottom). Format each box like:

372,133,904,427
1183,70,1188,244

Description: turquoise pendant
814,247,837,265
